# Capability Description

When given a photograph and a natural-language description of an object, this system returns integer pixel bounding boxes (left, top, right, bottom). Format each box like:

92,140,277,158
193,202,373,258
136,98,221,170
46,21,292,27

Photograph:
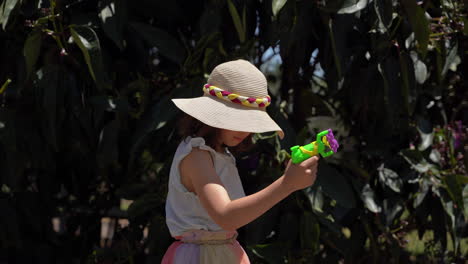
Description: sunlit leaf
378,164,402,193
400,149,437,174
441,43,460,77
337,0,369,14
410,51,428,84
361,184,381,213
413,179,430,208
0,78,11,94
0,0,19,30
417,129,433,151
227,0,245,43
272,0,287,16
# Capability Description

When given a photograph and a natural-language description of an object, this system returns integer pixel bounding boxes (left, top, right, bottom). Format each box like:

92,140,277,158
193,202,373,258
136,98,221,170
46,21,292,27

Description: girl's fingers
301,156,319,168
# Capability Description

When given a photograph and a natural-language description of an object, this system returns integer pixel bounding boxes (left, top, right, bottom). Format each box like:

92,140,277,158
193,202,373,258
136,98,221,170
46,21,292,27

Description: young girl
162,60,319,264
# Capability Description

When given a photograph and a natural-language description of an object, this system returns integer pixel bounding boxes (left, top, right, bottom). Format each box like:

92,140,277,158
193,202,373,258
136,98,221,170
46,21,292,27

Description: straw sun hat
172,59,284,139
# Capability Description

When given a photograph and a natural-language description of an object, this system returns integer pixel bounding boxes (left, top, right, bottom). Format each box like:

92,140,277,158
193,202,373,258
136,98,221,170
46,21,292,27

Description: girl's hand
283,156,319,192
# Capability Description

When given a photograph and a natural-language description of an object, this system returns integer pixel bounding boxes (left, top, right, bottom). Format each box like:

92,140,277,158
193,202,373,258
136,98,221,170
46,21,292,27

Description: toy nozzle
325,129,339,153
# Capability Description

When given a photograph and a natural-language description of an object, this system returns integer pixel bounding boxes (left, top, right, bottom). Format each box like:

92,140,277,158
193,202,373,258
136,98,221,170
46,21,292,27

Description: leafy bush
0,0,466,263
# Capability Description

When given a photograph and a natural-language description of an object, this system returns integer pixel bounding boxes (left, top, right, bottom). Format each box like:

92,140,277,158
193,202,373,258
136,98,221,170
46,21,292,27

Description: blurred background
0,0,467,263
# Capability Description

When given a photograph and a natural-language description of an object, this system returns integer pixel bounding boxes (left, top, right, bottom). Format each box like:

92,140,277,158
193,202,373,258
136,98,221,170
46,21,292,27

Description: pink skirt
161,230,250,264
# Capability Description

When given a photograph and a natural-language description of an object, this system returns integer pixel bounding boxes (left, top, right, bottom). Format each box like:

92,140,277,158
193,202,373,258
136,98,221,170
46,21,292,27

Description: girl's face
218,129,251,148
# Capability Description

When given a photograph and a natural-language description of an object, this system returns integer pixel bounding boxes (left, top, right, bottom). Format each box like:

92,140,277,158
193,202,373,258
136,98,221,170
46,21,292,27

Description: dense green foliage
0,0,467,263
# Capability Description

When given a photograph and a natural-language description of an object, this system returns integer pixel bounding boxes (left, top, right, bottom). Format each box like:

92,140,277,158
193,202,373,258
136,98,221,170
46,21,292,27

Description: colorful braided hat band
203,84,271,108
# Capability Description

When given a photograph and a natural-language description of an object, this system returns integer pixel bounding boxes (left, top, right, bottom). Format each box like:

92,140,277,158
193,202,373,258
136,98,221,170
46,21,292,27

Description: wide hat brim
172,95,284,139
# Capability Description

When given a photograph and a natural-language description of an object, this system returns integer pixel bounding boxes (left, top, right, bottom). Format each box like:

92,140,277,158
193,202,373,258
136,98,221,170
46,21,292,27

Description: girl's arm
179,148,319,231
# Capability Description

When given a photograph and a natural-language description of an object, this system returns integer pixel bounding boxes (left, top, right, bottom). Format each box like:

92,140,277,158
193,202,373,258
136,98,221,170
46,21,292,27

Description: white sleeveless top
165,136,246,237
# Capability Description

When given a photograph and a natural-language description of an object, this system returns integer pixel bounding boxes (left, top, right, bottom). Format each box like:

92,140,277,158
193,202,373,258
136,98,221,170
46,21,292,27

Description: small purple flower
453,120,463,149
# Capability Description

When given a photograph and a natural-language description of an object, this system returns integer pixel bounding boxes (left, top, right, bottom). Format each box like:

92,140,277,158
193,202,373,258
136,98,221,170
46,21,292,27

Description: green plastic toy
290,129,340,164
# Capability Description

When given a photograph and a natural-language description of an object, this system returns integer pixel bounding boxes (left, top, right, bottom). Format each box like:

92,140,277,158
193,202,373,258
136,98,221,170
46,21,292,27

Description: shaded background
0,0,467,263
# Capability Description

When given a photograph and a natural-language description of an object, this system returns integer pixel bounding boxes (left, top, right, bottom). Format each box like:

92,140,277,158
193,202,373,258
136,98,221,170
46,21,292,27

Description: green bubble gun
290,129,340,164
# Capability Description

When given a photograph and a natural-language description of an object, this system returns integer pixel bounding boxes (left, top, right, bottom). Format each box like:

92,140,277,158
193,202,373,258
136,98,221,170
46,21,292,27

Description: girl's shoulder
178,136,217,156
178,136,235,161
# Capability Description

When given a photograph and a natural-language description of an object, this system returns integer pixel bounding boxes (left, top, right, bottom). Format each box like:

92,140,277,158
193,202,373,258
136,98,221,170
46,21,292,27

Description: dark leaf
0,199,21,248
97,119,119,167
401,0,429,57
127,192,165,220
383,198,403,226
300,212,320,253
99,0,126,50
129,22,186,65
128,95,178,174
464,17,468,35
374,0,393,33
444,174,465,213
23,29,42,78
70,25,107,90
116,184,150,200
36,66,59,151
279,212,299,242
249,242,287,264
89,95,129,113
315,162,356,209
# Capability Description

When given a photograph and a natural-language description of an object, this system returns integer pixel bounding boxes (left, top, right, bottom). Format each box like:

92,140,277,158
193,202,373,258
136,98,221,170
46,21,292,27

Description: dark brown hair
178,113,253,154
